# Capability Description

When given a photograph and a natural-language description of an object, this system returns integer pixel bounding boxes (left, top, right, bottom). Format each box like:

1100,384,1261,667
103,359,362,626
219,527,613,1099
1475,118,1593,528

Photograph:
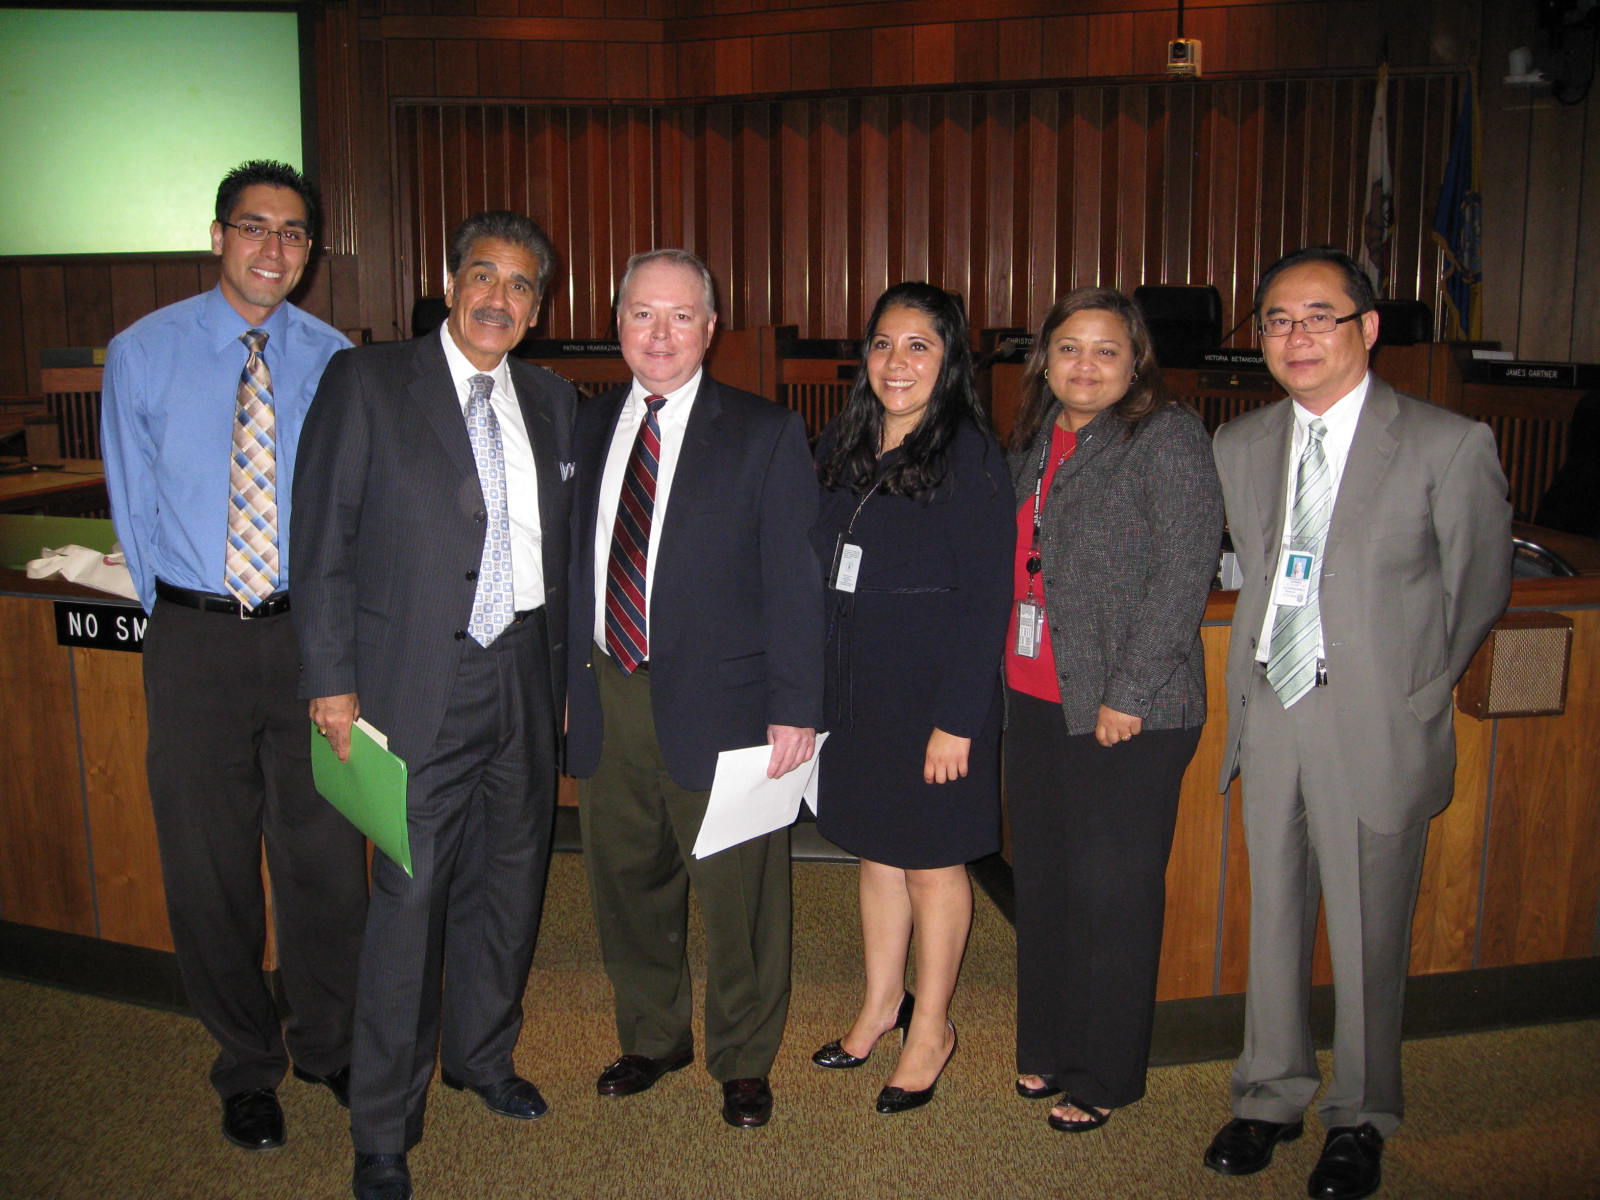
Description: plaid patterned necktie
224,329,279,606
605,394,668,674
1266,418,1332,708
465,372,514,646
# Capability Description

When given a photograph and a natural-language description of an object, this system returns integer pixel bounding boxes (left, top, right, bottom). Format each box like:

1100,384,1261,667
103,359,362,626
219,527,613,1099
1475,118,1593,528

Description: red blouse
1005,422,1077,702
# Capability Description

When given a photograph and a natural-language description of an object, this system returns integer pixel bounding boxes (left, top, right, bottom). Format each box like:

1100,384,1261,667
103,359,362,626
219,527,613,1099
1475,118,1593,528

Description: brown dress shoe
720,1077,773,1128
595,1050,693,1097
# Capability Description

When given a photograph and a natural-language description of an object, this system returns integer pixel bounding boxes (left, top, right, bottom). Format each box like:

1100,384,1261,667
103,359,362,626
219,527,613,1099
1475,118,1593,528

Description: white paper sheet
691,732,829,859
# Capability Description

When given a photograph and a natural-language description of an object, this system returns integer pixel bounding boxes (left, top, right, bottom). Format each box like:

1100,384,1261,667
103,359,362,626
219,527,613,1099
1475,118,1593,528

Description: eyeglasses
221,221,312,249
1258,311,1364,337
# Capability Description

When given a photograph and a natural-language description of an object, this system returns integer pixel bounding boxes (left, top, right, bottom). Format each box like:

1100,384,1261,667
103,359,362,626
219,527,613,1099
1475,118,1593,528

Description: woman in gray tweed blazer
1003,288,1223,1133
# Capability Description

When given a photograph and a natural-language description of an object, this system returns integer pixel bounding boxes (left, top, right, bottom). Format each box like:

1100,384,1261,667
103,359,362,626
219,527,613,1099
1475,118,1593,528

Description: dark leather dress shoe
221,1088,284,1150
293,1063,351,1107
721,1077,773,1128
874,1021,957,1115
596,1050,693,1097
440,1072,549,1120
1307,1123,1383,1200
812,992,915,1069
353,1152,412,1200
1203,1116,1304,1175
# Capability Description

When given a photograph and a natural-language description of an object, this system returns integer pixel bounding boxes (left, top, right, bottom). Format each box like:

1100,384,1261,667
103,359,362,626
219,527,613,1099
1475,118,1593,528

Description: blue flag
1432,75,1481,339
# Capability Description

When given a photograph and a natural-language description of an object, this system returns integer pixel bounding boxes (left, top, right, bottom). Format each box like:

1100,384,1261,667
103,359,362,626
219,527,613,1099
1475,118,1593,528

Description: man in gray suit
1203,248,1510,1200
293,211,575,1200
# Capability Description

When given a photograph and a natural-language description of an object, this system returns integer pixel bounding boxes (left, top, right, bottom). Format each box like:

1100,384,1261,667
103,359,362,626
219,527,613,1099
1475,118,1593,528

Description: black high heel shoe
873,1021,957,1115
811,992,915,1069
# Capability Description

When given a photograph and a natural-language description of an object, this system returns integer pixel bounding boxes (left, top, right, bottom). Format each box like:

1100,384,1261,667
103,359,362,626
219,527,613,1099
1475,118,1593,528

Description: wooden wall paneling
1156,84,1194,287
1256,82,1291,283
520,36,564,96
1182,6,1228,76
329,256,366,333
152,262,208,314
1277,0,1327,71
297,255,335,326
1217,775,1251,994
787,31,829,94
911,21,954,88
856,96,891,315
627,105,661,289
384,32,437,95
750,34,789,93
563,41,608,99
813,97,850,336
1409,709,1492,975
1112,84,1150,291
0,266,25,395
435,40,479,95
480,36,522,96
1479,609,1600,965
1309,77,1351,251
1208,84,1256,337
1477,36,1529,353
17,266,68,395
411,106,448,299
358,40,401,340
1068,88,1104,292
603,42,649,100
1518,97,1586,363
107,265,157,341
73,645,171,952
0,597,96,937
895,94,932,295
1572,80,1600,363
713,35,753,96
996,18,1043,83
980,91,1018,325
826,27,871,93
775,101,810,333
62,263,113,352
938,94,976,322
1086,9,1136,77
1024,89,1061,322
954,19,997,85
659,107,692,278
531,107,575,333
676,38,714,97
699,105,738,322
1155,622,1231,1001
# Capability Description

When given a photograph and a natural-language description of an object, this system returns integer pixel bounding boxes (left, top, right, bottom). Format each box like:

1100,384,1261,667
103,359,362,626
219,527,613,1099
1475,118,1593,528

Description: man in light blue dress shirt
101,160,368,1154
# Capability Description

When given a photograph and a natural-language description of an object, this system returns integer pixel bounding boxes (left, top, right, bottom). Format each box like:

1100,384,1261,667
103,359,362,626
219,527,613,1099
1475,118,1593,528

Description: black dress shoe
439,1072,549,1120
1203,1116,1304,1176
293,1063,351,1108
221,1088,284,1150
596,1050,694,1097
721,1077,773,1128
874,1021,957,1115
1307,1123,1383,1200
812,992,915,1069
352,1152,412,1200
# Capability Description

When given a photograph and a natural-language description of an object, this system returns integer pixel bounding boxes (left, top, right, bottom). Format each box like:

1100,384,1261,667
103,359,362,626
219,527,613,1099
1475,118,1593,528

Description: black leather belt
156,580,290,619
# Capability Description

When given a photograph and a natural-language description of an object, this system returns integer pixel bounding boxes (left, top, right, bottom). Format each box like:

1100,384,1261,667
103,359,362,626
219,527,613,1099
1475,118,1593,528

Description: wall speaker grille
1456,613,1573,719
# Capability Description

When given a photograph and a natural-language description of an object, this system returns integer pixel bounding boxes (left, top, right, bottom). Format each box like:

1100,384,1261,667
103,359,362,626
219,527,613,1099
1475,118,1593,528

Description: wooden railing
39,368,104,461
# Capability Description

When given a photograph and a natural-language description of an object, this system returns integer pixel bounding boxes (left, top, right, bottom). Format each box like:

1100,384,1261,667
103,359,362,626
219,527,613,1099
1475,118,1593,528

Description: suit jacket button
454,630,466,640
465,570,478,581
474,509,486,521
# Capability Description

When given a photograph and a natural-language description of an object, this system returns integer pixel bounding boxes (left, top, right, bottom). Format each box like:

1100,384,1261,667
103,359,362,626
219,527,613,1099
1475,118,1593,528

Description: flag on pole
1359,63,1393,295
1433,72,1482,340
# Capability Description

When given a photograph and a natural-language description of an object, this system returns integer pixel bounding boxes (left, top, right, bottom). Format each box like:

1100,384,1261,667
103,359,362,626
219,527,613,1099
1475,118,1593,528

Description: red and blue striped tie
605,394,667,674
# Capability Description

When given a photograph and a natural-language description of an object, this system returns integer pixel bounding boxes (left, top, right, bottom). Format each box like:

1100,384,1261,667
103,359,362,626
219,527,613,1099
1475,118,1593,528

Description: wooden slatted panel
392,72,1459,343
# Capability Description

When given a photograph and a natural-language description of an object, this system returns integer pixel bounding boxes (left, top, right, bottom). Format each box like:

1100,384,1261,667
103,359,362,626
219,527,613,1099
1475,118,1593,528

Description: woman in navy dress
807,282,1013,1114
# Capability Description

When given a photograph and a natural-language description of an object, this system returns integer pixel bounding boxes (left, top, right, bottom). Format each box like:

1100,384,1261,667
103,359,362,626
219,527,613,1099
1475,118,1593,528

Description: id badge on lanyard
1014,435,1053,658
829,478,883,593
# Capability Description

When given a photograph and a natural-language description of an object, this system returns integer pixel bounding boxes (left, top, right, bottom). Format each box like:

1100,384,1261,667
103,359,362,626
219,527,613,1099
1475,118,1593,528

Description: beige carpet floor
2,854,1598,1199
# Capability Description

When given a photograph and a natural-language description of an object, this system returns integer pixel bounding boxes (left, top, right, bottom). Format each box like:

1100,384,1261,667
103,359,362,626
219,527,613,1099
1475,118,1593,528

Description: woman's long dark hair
817,281,988,499
1008,288,1164,451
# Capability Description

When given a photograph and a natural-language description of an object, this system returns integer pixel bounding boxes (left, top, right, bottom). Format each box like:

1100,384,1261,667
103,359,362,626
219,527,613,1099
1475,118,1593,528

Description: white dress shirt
1256,371,1369,662
439,325,544,610
592,369,703,653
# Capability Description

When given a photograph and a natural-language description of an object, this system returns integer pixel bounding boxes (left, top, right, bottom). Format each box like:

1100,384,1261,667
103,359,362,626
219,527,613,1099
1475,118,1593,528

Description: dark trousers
349,610,557,1154
1006,689,1200,1109
578,646,791,1082
143,598,368,1098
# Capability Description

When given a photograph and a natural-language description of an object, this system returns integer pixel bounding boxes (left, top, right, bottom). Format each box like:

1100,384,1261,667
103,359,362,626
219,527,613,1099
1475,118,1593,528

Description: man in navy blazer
1205,248,1510,1200
293,211,575,1200
567,249,823,1129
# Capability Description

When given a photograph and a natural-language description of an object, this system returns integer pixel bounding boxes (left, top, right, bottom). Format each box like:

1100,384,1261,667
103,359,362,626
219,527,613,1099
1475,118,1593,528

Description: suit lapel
509,360,559,528
1327,377,1400,556
410,335,476,475
1247,399,1294,558
663,372,724,516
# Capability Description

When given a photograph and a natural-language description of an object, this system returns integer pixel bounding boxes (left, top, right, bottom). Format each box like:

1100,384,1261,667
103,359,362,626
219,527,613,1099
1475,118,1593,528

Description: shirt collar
629,367,703,409
438,323,512,402
202,285,290,354
1291,371,1369,439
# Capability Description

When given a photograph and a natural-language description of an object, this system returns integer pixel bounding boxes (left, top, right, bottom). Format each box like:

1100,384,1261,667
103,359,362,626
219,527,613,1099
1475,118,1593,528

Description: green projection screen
0,8,303,256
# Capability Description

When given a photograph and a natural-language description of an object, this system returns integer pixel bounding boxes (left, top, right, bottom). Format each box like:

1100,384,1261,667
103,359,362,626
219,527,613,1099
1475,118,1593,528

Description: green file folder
310,718,411,877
